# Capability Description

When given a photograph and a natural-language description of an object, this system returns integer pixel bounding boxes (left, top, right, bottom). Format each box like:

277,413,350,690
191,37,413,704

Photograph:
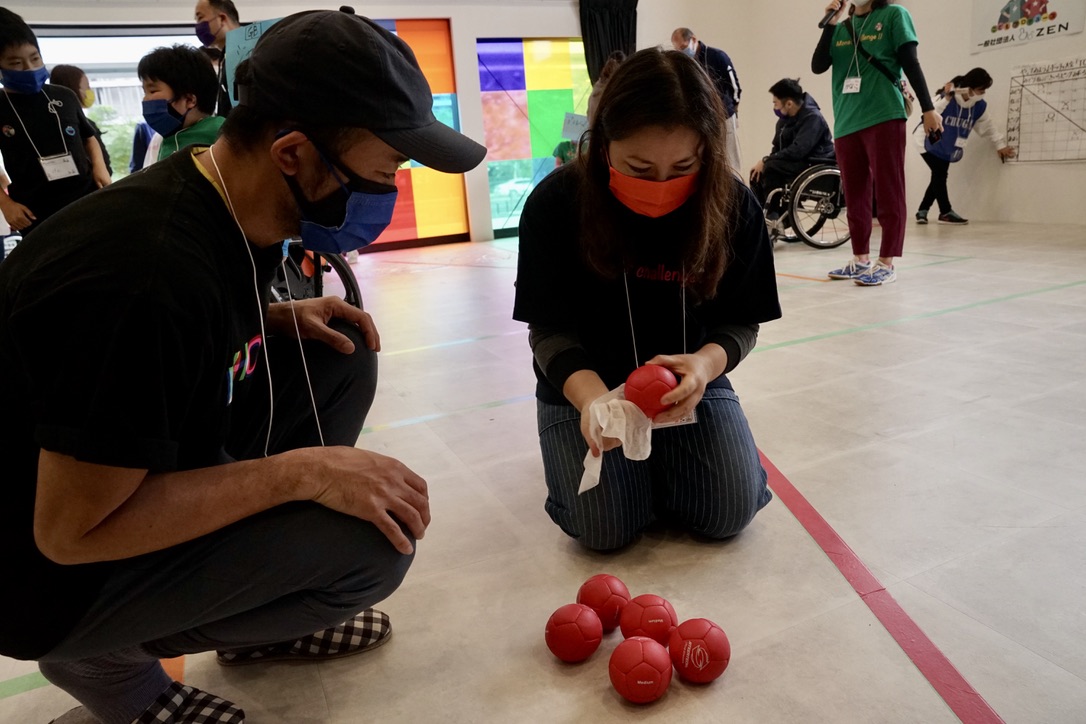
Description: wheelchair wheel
788,165,851,250
271,241,364,310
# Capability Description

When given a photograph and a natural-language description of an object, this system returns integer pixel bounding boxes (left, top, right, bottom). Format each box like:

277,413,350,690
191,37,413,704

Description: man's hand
267,296,380,354
997,146,1017,160
0,197,35,231
306,447,429,555
750,158,765,183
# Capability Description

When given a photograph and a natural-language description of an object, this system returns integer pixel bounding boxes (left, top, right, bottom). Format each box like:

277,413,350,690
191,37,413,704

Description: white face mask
958,91,982,109
853,0,873,7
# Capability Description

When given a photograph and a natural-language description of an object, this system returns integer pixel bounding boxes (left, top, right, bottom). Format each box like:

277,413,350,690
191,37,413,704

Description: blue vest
925,96,987,163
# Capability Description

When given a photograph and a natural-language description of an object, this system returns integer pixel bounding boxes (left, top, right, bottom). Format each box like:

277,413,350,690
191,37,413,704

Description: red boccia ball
609,636,673,704
624,364,678,419
619,594,678,645
545,603,603,663
576,574,631,633
668,618,731,684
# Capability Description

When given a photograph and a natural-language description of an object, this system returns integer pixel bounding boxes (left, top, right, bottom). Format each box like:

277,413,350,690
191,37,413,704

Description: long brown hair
577,47,737,300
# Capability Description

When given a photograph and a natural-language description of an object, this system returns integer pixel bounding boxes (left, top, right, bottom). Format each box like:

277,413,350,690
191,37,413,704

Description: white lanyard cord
845,14,872,80
5,89,70,159
623,267,689,369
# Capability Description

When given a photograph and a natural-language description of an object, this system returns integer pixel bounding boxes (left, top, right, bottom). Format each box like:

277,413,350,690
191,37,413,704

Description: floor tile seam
379,329,525,358
893,579,1086,686
360,395,536,435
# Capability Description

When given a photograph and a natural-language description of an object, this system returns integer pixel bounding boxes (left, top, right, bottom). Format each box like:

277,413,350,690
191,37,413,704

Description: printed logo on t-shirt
225,334,263,405
2,125,14,138
65,126,76,136
635,264,685,283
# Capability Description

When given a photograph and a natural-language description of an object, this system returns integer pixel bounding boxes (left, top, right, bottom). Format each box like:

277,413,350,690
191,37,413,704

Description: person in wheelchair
749,78,835,225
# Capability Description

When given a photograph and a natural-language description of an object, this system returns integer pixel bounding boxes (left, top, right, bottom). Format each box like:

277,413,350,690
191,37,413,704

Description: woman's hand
824,0,851,25
266,296,380,354
644,351,719,425
922,109,944,137
581,402,622,458
997,146,1017,160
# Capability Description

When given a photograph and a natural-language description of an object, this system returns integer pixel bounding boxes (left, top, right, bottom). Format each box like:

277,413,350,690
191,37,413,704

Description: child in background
138,44,224,163
916,68,1016,225
0,8,111,237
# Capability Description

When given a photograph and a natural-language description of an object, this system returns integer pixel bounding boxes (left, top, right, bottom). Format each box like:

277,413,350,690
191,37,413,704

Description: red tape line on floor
760,451,1004,724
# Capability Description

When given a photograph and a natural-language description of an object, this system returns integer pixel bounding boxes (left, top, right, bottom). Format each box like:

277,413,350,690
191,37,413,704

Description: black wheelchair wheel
788,166,851,250
271,241,364,310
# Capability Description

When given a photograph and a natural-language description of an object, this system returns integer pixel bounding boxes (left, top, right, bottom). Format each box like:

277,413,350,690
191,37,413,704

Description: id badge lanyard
843,15,872,95
4,90,80,181
623,269,698,428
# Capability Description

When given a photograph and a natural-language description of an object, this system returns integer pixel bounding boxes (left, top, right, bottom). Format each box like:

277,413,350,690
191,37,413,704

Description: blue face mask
285,152,398,254
682,41,697,57
1,66,49,95
142,99,187,138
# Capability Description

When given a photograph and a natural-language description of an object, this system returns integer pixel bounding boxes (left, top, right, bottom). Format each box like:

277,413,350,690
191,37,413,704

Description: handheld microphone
818,7,839,28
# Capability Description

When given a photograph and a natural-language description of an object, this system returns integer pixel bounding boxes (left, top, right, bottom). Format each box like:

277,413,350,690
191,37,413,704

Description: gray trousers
537,387,772,551
40,322,412,662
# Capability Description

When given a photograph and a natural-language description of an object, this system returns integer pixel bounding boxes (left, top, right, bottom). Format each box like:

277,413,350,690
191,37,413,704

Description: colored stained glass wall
376,20,470,246
477,39,591,234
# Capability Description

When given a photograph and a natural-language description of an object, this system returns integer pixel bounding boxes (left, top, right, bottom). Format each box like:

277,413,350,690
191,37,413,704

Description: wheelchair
764,160,851,250
271,239,364,310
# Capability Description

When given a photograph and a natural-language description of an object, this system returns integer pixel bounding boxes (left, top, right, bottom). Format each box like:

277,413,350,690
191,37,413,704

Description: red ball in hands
624,364,678,419
576,574,631,633
668,618,731,684
545,603,603,663
609,636,673,704
619,594,678,645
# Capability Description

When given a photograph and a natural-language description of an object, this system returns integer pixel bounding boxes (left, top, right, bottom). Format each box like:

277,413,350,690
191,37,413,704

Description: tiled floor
4,221,1085,723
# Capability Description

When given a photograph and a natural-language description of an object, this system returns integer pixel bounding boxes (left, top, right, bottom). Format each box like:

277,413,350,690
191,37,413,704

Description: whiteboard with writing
1006,55,1086,162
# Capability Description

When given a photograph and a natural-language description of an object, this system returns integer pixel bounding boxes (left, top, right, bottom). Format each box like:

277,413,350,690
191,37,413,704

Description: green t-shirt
157,115,226,162
829,5,918,139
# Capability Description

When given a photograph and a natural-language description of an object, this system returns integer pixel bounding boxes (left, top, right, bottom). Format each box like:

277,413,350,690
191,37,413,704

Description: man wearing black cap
0,9,485,724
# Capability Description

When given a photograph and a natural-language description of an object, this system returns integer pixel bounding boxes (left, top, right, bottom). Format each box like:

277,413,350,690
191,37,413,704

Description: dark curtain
579,0,638,84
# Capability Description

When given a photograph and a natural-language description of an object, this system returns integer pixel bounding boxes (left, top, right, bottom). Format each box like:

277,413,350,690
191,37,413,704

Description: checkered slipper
216,609,392,667
133,682,244,723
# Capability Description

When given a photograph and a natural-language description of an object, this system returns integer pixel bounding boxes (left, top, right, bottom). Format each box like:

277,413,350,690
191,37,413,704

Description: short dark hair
769,78,804,103
219,59,359,155
579,48,738,301
950,68,994,91
0,7,39,55
138,44,219,115
209,0,240,25
48,64,86,95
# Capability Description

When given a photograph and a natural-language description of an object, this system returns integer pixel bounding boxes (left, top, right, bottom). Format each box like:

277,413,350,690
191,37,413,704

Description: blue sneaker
827,259,873,280
854,261,897,286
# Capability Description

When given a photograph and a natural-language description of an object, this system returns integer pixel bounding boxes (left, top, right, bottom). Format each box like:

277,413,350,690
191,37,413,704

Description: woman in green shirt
138,45,225,163
812,0,942,286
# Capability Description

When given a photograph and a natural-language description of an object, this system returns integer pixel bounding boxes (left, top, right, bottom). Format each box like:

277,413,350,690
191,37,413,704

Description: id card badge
40,153,79,181
842,77,862,94
955,135,968,148
652,409,698,430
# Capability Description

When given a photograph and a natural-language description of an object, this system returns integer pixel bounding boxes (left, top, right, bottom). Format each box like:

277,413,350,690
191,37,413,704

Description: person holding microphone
812,0,942,286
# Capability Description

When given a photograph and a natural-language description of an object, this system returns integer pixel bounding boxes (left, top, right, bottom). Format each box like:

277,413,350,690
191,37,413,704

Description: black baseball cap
237,7,486,174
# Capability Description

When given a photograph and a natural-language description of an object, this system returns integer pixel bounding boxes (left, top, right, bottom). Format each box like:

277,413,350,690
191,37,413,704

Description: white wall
679,0,1086,226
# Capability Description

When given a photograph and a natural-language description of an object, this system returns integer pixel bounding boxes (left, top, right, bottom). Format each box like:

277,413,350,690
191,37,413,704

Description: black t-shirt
513,167,781,406
0,85,98,224
0,150,282,660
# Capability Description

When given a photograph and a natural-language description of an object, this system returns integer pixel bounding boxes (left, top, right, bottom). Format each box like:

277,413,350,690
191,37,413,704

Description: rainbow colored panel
478,38,587,232
369,19,469,246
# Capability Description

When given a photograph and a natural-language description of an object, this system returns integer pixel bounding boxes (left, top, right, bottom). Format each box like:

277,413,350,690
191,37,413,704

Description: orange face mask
608,166,700,218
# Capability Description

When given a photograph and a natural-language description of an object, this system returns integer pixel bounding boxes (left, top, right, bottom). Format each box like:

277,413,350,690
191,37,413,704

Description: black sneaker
938,211,969,225
916,210,929,224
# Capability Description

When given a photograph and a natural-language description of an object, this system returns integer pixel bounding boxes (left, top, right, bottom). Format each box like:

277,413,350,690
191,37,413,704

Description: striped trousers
537,387,772,551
